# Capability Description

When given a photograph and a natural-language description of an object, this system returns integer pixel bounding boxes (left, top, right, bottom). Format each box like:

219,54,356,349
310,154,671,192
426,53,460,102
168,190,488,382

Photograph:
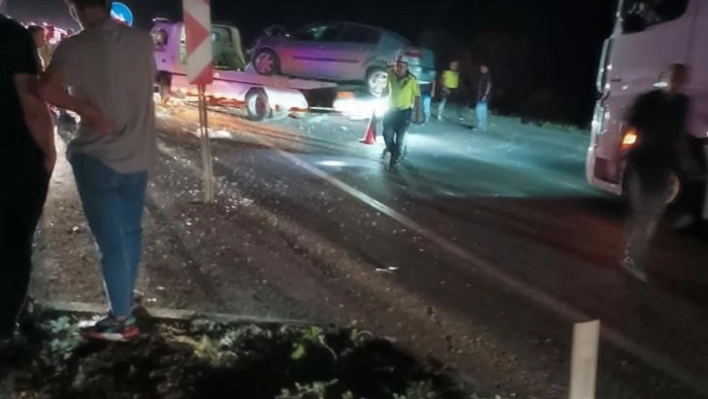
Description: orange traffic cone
359,112,377,145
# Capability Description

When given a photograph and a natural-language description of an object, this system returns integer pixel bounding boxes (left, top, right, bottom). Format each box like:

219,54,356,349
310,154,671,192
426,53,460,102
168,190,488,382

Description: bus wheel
246,89,271,121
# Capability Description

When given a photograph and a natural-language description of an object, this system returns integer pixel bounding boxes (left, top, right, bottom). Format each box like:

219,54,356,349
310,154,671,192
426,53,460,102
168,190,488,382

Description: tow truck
151,19,386,121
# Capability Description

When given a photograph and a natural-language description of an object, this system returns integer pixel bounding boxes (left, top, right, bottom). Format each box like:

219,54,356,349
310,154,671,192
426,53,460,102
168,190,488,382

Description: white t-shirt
50,20,157,173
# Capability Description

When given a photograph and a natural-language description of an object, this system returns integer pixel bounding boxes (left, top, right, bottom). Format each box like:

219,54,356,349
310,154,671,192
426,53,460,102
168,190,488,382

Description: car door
326,24,381,81
279,23,341,78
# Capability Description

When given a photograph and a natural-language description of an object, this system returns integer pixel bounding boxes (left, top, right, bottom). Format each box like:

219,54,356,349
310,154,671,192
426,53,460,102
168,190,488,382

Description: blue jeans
70,154,148,317
476,101,488,131
422,94,432,123
382,109,411,162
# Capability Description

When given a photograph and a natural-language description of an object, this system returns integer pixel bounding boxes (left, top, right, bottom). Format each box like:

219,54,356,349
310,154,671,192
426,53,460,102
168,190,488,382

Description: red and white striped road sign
182,0,213,85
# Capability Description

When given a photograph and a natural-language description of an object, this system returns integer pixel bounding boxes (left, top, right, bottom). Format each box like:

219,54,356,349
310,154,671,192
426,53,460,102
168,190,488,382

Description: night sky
5,0,619,125
6,0,616,43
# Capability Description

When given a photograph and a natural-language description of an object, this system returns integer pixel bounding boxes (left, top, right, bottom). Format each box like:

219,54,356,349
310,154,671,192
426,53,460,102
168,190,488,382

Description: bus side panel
691,0,708,219
689,0,708,140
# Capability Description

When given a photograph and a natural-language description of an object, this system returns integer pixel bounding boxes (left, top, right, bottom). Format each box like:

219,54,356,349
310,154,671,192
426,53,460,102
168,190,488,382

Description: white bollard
569,320,601,399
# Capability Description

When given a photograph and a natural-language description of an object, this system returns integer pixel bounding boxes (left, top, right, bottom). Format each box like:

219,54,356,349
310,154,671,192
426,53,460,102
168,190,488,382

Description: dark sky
7,0,616,44
5,0,619,125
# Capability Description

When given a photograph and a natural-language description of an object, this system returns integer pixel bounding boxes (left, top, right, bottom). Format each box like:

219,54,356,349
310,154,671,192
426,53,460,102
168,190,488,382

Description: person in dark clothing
475,64,492,131
1,7,110,342
0,12,54,341
621,64,690,283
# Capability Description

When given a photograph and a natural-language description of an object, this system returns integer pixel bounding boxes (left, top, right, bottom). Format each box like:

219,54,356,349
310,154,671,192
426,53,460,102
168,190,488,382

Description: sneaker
80,314,140,342
133,290,145,310
620,257,649,283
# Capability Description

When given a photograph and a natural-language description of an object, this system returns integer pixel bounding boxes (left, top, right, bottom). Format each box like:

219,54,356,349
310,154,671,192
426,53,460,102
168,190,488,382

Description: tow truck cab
586,0,708,220
151,18,247,76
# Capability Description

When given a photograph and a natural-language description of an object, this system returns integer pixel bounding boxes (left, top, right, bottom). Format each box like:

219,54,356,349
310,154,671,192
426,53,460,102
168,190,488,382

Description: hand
80,105,114,135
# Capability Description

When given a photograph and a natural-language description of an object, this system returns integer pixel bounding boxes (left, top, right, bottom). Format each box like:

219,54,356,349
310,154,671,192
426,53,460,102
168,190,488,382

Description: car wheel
246,89,271,121
366,67,388,97
253,49,280,76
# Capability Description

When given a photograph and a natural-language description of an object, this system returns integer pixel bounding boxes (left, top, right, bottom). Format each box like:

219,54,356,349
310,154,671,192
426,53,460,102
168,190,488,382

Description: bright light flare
621,127,638,149
319,160,346,167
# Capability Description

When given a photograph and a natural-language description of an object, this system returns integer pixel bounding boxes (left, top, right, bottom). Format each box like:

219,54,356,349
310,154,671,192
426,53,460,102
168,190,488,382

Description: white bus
586,0,708,221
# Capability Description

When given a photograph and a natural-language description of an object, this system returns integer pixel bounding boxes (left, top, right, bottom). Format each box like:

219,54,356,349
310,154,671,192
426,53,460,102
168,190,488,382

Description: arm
11,27,56,170
38,62,93,115
39,43,112,134
16,74,56,169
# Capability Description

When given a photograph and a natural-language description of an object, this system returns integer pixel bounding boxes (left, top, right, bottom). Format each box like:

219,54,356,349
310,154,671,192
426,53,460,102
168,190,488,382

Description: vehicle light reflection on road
333,96,390,118
318,160,346,167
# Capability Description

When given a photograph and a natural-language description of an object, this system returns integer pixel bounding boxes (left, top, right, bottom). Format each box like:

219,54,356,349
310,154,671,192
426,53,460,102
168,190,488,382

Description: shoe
133,290,145,310
79,313,140,342
620,257,649,283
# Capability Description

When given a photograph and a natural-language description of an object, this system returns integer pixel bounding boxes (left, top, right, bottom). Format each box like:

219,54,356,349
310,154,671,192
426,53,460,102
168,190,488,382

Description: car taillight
404,49,423,58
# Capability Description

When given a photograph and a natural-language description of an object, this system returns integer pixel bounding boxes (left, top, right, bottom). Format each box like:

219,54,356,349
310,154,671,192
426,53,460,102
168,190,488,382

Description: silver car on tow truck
250,21,436,95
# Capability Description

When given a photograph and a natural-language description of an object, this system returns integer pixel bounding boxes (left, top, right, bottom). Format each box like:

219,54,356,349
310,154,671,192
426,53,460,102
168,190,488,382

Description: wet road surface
58,106,708,398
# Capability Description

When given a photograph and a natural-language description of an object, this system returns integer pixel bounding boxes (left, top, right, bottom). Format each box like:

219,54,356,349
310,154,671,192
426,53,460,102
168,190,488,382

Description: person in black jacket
1,5,109,343
0,10,55,343
621,64,690,283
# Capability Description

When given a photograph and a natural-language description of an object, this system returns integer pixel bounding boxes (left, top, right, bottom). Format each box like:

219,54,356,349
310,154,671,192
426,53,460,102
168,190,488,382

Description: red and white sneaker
79,313,140,342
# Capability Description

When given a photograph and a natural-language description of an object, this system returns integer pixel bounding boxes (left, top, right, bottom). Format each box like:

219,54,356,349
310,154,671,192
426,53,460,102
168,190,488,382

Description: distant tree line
420,30,603,129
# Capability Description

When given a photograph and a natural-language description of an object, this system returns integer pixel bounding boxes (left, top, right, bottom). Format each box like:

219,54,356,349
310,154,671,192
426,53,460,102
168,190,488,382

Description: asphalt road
152,104,708,398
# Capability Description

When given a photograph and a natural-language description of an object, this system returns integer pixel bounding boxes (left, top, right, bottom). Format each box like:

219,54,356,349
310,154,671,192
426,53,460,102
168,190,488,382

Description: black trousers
382,108,411,161
0,156,50,338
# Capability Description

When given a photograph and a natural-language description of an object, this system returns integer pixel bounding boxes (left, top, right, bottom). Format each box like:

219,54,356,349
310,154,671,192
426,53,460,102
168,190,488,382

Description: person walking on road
41,0,157,341
436,60,460,120
382,57,422,170
620,64,690,283
420,79,434,125
475,64,492,131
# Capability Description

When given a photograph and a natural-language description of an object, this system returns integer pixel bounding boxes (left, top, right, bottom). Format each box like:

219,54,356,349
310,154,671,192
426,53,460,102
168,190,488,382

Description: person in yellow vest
382,57,422,170
436,60,460,120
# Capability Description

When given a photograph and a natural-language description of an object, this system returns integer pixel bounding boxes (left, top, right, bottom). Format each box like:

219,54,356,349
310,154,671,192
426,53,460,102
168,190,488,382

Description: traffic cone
359,112,377,145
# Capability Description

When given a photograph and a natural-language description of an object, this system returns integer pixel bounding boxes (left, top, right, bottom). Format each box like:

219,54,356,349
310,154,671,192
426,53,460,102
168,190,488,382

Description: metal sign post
197,84,215,202
183,0,215,203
